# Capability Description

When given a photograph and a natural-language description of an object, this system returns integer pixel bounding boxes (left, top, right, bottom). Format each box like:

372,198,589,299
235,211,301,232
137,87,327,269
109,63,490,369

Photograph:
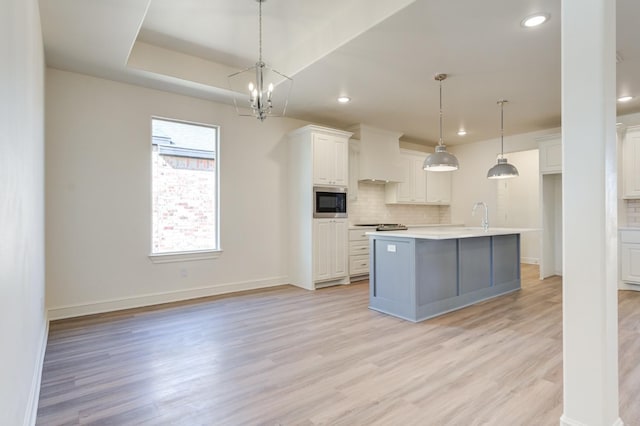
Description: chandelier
228,0,293,122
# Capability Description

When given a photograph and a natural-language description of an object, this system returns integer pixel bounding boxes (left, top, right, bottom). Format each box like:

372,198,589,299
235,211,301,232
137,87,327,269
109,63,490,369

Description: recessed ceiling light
337,96,351,103
617,96,634,103
457,129,467,136
521,13,550,28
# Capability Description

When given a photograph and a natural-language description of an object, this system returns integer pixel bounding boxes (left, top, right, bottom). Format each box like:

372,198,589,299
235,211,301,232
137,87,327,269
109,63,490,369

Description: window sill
148,249,223,264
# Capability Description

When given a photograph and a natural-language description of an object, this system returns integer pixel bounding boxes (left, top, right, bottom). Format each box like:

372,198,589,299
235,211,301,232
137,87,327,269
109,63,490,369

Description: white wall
45,69,309,319
449,129,560,263
495,149,540,263
0,0,48,424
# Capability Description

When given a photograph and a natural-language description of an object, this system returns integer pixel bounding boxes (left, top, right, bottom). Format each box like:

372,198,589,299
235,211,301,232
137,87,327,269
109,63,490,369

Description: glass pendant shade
487,157,519,179
423,73,459,172
424,145,459,171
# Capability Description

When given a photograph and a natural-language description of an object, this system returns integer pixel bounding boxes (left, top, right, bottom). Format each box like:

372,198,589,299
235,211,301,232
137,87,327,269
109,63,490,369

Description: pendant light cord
258,0,263,64
439,77,443,146
500,101,504,158
498,99,507,158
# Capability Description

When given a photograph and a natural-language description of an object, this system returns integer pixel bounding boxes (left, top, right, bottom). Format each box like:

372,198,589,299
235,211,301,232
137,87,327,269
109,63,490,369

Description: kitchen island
367,227,527,322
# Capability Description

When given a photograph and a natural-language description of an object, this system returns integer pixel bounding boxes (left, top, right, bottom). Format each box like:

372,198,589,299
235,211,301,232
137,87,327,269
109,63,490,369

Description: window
150,117,219,260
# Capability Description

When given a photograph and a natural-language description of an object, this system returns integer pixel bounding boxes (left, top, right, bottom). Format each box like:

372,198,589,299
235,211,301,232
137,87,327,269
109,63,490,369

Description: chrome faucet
472,201,489,231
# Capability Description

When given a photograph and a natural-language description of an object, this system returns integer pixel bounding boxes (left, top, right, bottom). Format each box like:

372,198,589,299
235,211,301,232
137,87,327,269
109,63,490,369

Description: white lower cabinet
349,228,371,279
314,219,348,283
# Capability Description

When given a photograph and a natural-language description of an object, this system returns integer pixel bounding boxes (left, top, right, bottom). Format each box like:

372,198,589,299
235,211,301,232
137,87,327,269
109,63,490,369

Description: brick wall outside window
151,146,217,253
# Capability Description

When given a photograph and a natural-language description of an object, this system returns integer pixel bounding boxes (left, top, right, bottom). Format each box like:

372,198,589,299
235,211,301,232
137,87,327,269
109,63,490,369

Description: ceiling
39,0,640,146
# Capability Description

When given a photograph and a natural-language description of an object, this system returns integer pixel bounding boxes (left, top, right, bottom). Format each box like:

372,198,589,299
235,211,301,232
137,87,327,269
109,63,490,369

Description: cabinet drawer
350,254,370,275
349,228,371,241
621,230,640,244
349,240,369,255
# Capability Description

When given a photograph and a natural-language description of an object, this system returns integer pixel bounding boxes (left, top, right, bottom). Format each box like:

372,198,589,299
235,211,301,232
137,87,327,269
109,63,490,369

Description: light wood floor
37,265,640,425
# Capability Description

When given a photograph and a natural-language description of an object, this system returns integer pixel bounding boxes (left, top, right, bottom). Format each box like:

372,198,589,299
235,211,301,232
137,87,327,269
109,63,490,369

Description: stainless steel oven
313,186,347,218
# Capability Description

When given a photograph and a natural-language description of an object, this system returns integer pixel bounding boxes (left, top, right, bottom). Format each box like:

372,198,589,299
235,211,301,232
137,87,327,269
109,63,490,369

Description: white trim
619,281,640,291
47,276,289,320
148,249,223,263
24,314,49,426
560,415,585,426
149,116,221,263
560,415,623,426
287,124,353,139
521,257,539,265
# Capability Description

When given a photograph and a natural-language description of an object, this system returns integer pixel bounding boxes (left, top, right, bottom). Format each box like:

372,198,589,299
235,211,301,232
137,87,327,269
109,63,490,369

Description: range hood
349,124,403,183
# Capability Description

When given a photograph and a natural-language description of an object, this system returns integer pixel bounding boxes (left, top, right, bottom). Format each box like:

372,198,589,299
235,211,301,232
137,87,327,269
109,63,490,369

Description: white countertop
366,226,537,240
349,223,463,230
619,227,640,231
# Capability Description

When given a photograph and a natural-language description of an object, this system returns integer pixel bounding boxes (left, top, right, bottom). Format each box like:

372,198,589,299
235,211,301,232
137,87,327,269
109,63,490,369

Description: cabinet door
314,219,348,281
412,157,427,203
621,243,640,283
539,138,562,174
624,128,640,198
313,133,348,186
332,219,349,277
313,219,332,281
313,134,333,185
426,170,451,204
397,155,415,201
333,137,348,186
385,151,432,204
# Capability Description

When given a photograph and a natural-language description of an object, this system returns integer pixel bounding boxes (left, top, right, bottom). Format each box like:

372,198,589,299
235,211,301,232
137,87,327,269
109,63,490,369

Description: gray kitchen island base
369,234,521,322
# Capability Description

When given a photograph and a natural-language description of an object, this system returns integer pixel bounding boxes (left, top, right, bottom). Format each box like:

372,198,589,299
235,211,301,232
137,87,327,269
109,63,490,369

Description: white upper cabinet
313,133,348,186
623,126,640,198
537,134,562,174
385,149,450,205
426,169,451,204
387,151,426,203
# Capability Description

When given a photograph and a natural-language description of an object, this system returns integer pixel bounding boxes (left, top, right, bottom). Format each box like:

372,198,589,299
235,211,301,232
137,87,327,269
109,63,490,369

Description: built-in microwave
313,186,347,218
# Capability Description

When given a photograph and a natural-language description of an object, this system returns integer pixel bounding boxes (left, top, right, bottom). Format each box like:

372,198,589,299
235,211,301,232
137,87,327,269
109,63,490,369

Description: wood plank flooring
37,265,640,425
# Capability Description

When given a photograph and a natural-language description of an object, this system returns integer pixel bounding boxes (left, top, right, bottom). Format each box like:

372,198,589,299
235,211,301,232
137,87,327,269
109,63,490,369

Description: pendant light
487,100,519,179
424,74,459,171
228,0,293,122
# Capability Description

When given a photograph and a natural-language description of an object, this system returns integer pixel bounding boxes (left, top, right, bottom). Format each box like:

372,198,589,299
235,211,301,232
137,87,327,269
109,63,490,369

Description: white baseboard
48,276,289,320
560,414,623,426
521,257,539,265
619,281,640,291
24,313,48,426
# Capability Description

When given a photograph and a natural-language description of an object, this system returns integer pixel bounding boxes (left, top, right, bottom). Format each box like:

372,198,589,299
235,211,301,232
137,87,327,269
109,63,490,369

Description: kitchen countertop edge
365,227,537,240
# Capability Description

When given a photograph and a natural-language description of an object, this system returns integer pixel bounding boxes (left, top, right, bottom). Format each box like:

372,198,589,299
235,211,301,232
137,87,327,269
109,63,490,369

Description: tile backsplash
349,182,450,225
625,199,640,227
